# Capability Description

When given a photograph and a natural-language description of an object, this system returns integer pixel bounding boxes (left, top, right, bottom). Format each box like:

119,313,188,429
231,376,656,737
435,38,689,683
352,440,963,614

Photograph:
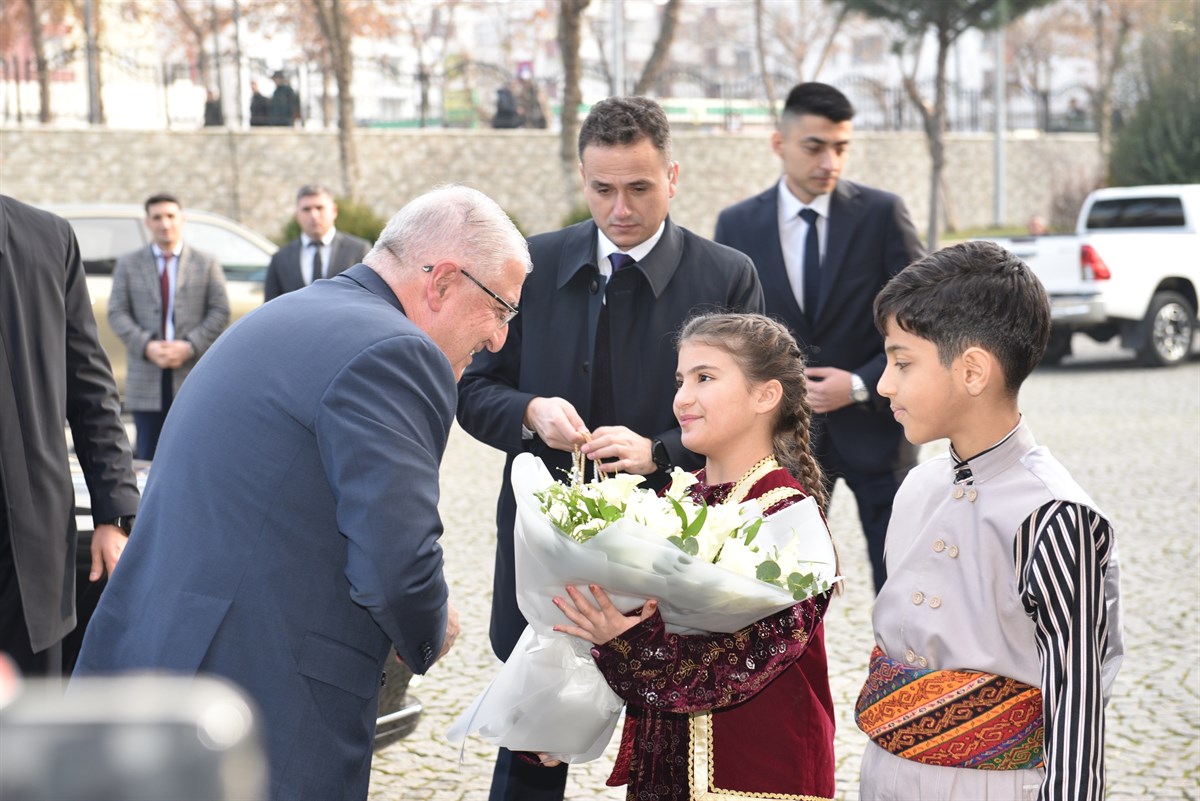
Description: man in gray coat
264,184,371,301
108,193,229,459
76,185,530,801
0,195,139,677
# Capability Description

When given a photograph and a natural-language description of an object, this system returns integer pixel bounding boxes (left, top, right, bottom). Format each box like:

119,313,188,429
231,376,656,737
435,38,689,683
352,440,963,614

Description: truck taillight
1081,244,1111,281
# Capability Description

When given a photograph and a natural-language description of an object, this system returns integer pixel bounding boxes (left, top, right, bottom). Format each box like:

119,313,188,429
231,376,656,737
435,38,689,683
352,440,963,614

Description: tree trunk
633,0,680,95
1091,1,1131,167
558,0,590,205
755,0,778,127
811,6,848,80
23,0,51,122
310,0,358,199
172,0,213,90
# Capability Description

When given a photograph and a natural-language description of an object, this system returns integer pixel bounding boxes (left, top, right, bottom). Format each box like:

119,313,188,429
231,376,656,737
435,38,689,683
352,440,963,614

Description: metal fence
1,50,1098,135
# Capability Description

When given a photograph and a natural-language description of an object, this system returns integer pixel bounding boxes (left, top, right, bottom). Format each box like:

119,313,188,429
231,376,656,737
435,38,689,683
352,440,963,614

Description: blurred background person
269,70,301,127
107,193,229,460
249,80,270,127
265,184,371,301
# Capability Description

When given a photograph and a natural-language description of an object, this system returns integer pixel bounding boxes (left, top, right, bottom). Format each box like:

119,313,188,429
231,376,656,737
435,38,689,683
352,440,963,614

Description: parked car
983,184,1200,366
40,203,277,395
67,455,423,749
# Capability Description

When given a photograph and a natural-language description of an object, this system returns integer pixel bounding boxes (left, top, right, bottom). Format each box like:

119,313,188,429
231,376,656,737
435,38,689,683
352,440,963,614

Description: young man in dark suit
0,196,139,677
457,96,764,801
715,82,925,594
264,184,371,301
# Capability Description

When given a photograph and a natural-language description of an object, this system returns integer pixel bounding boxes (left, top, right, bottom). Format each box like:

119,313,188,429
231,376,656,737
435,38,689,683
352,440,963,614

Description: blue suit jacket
714,180,924,473
75,264,454,800
457,217,764,660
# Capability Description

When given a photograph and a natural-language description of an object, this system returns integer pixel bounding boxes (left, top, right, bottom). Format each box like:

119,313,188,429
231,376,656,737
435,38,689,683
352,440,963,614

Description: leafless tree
558,0,591,203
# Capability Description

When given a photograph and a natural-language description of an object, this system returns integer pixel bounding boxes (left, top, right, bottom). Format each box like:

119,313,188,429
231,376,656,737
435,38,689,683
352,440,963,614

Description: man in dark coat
264,184,371,301
457,96,764,801
0,196,139,677
74,186,530,800
714,83,925,593
268,70,300,127
249,80,270,126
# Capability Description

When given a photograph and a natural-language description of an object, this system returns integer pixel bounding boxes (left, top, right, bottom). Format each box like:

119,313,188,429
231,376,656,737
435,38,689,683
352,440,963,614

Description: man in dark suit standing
75,185,530,800
715,83,924,593
457,96,764,801
0,196,139,678
264,184,371,301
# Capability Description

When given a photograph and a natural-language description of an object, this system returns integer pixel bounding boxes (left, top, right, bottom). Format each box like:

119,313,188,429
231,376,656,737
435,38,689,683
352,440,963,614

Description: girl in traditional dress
554,312,838,801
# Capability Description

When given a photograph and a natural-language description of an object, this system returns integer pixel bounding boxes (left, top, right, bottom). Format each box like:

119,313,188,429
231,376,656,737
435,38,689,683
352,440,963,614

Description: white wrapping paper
447,453,837,763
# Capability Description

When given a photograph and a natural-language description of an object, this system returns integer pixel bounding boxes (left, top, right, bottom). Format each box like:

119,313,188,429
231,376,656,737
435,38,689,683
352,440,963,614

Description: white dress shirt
301,228,338,285
776,178,831,314
153,243,182,340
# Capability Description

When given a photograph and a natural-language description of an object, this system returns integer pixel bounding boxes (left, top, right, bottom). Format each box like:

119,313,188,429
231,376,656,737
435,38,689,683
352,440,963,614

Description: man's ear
959,346,995,397
425,262,455,311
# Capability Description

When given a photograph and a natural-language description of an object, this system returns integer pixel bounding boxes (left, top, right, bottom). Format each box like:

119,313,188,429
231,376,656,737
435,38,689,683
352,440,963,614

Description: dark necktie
799,208,821,320
592,253,636,427
312,240,325,282
160,252,173,338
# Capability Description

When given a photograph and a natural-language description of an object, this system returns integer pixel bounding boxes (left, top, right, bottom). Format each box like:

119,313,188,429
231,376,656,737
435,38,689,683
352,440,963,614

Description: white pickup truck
985,184,1199,367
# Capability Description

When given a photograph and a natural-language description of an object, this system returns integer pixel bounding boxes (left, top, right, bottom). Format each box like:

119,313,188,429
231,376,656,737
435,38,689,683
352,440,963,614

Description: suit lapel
749,189,807,335
817,180,861,325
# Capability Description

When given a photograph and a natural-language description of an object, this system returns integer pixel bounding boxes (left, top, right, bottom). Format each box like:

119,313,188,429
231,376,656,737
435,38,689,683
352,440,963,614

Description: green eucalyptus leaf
757,560,782,581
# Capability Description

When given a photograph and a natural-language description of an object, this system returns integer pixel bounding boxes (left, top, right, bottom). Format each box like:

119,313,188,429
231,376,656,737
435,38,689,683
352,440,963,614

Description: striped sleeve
1014,501,1116,801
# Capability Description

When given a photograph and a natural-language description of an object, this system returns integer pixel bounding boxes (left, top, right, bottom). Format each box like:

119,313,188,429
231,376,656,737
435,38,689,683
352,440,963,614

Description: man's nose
485,323,509,352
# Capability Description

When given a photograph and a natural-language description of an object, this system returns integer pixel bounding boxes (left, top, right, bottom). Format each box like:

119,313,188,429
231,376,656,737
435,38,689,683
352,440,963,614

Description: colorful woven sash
855,646,1044,771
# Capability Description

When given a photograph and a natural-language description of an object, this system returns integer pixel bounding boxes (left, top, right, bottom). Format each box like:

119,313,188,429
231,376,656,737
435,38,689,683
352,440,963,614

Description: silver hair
367,185,531,281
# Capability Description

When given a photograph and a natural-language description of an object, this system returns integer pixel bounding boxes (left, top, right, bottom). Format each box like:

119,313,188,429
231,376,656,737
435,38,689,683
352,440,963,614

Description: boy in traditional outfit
856,241,1123,801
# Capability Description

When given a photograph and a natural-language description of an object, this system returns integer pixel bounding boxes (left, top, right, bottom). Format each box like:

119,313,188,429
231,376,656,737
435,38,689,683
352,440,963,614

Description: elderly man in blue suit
75,185,532,800
715,83,924,593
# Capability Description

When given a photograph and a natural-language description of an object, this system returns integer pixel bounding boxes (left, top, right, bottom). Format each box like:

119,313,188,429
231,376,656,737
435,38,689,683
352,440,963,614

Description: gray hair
367,185,531,282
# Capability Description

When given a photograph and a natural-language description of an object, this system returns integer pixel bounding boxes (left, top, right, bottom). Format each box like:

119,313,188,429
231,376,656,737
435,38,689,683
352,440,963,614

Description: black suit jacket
457,217,764,659
263,230,371,301
0,196,139,652
715,180,924,474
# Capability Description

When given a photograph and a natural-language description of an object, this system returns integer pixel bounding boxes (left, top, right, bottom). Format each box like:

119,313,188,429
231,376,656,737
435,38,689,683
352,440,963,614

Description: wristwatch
100,515,135,535
849,373,870,404
651,438,672,472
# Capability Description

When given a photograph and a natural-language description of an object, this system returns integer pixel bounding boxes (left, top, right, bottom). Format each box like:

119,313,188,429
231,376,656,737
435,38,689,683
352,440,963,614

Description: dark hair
577,96,672,162
873,241,1051,393
296,184,335,204
676,313,827,508
781,82,855,125
144,193,181,213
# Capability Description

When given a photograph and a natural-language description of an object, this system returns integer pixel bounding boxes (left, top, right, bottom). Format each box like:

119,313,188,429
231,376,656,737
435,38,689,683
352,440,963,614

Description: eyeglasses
459,268,519,325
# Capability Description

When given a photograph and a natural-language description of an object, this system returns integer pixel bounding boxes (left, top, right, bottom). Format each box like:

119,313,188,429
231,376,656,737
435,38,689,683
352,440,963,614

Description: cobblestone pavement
369,340,1200,801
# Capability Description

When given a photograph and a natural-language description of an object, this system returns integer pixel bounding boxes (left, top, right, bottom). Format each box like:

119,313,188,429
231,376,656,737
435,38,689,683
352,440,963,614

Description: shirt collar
596,220,666,268
152,243,182,259
777,177,832,221
948,417,1034,484
303,227,337,248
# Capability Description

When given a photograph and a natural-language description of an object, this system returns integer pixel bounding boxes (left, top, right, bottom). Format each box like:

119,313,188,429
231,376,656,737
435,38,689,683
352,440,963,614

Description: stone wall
0,126,1101,242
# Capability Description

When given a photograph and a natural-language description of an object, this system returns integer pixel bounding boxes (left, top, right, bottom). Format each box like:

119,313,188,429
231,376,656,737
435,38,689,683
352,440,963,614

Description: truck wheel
1137,291,1195,367
1041,330,1072,366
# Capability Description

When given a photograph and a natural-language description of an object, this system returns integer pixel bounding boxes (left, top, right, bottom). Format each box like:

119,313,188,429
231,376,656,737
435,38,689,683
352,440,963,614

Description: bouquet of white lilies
447,452,839,763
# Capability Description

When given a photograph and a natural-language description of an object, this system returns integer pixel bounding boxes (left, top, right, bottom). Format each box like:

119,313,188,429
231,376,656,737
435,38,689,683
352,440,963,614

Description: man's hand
90,524,128,581
144,340,172,368
553,584,658,645
435,602,460,663
161,340,193,369
805,366,854,414
524,397,589,452
579,426,655,475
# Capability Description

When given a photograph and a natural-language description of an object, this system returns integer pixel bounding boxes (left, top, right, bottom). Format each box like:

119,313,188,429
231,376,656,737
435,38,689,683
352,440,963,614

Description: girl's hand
552,584,658,644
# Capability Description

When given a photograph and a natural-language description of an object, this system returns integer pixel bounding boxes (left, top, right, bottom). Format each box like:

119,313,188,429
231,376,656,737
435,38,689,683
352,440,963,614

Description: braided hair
676,312,827,508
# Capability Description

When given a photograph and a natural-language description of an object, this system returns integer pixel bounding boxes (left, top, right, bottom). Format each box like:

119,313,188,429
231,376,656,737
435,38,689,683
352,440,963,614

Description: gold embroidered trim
688,710,833,800
727,456,780,505
752,486,803,513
